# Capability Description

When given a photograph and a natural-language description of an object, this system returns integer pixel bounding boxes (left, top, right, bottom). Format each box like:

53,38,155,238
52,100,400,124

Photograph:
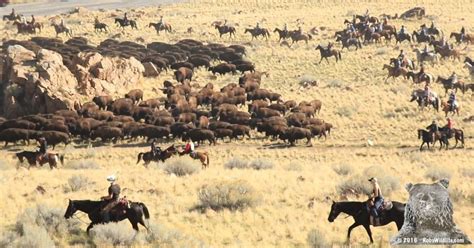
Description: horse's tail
206,153,209,166
136,152,143,164
435,97,440,112
458,129,465,145
338,51,342,60
139,202,150,219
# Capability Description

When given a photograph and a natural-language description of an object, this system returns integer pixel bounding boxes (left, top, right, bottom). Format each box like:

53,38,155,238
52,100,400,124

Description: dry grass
0,0,473,246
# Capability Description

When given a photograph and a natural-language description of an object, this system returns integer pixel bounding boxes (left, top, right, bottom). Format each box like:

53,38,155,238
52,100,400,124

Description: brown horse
289,31,312,45
13,21,36,34
136,144,177,166
148,22,172,34
215,24,236,38
16,150,64,169
441,101,460,117
439,127,465,148
273,28,290,41
179,151,209,169
382,64,408,82
51,23,72,37
315,45,341,64
406,71,433,85
433,45,462,61
435,76,464,95
245,28,270,40
450,32,474,44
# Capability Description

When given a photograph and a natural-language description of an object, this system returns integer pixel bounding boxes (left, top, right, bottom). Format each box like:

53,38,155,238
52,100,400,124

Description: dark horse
64,199,150,234
51,23,72,37
328,200,405,243
315,45,341,64
115,18,138,29
439,126,465,148
148,22,173,34
417,129,448,151
136,144,177,166
215,24,236,38
409,89,440,112
94,22,108,32
16,150,64,169
395,32,411,44
244,28,270,40
412,30,433,43
273,28,289,41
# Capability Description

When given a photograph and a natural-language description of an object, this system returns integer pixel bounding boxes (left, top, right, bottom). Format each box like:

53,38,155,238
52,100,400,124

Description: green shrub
198,180,258,211
163,157,201,176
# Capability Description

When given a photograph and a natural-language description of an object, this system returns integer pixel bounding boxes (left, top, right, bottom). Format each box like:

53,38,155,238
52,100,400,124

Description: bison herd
0,68,332,150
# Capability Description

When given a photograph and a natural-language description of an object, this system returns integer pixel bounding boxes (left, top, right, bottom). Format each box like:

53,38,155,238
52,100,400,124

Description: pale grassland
0,0,473,247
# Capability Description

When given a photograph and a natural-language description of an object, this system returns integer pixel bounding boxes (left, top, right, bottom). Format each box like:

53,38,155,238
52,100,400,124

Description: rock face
1,45,144,118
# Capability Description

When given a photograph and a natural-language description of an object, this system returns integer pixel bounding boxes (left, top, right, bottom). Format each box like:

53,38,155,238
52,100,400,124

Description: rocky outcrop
1,45,144,118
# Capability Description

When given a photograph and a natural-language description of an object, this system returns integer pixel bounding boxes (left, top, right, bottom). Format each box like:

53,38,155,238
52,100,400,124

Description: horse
64,199,149,234
355,15,379,23
417,129,448,151
94,22,108,32
413,48,439,65
433,45,462,61
328,200,405,243
439,126,465,148
244,28,270,40
2,13,22,21
441,101,460,117
136,144,177,166
412,31,433,43
450,32,474,44
435,76,464,95
395,32,411,44
409,89,440,112
16,150,64,169
148,22,172,34
315,45,341,64
51,23,72,37
273,28,289,41
289,31,312,45
465,62,474,81
336,35,362,50
406,71,434,85
13,21,36,34
114,18,138,29
382,64,408,82
389,57,415,70
179,151,209,169
215,24,236,38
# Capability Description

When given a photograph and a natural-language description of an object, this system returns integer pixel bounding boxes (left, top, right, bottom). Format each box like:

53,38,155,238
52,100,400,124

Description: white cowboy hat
107,175,116,182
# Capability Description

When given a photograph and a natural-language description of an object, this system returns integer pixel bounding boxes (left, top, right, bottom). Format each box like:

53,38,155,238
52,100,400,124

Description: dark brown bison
284,100,297,109
125,89,144,104
131,125,170,141
280,127,312,146
0,119,36,132
236,63,255,73
111,98,134,116
92,95,114,110
230,124,251,139
253,107,281,118
198,116,210,129
175,67,193,83
307,124,327,139
268,103,287,114
90,126,123,143
171,62,194,70
39,131,70,149
91,110,114,121
209,63,236,75
170,122,195,138
214,128,233,141
188,56,211,68
209,121,233,130
287,112,307,127
152,116,175,127
178,112,197,123
248,100,269,113
0,128,34,146
183,128,216,145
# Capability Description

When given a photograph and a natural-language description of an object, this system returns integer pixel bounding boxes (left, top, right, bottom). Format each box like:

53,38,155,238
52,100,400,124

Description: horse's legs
346,222,360,242
86,222,95,235
363,224,374,243
131,221,139,231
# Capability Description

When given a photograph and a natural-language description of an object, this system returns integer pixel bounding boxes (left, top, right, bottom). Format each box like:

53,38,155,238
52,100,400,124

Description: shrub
336,106,355,118
198,180,258,211
307,229,328,248
375,47,389,55
67,175,91,192
65,159,100,169
338,167,400,196
0,160,11,170
299,74,317,84
141,222,204,247
91,222,137,246
224,157,248,169
249,159,273,170
163,157,200,176
333,164,352,176
15,224,55,248
425,167,452,181
0,231,18,247
326,79,344,88
337,176,370,196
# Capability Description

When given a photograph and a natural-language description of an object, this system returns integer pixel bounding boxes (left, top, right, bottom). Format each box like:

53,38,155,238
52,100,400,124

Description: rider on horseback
396,50,405,71
123,13,129,26
255,22,261,31
420,24,427,36
283,23,288,32
158,15,165,28
423,85,431,104
460,26,466,42
100,175,121,222
36,137,47,163
399,25,407,37
448,90,457,111
445,117,454,138
430,21,435,30
418,64,426,83
28,15,35,25
448,71,458,88
426,119,439,143
150,139,161,157
181,138,195,158
368,177,383,226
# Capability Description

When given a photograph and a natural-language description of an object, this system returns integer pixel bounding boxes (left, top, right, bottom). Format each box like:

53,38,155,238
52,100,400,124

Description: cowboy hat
107,175,116,182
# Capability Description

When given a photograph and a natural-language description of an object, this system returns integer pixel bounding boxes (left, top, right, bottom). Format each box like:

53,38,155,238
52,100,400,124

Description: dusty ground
0,0,473,247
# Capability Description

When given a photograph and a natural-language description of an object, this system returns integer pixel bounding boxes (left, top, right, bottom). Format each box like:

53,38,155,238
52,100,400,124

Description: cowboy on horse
123,13,129,26
447,90,458,111
460,26,466,42
180,138,196,158
150,139,161,157
100,175,122,222
158,15,165,28
426,119,440,143
36,137,48,163
368,177,384,226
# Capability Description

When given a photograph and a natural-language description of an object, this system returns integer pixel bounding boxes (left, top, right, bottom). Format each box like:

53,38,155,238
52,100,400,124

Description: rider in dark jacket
100,175,121,222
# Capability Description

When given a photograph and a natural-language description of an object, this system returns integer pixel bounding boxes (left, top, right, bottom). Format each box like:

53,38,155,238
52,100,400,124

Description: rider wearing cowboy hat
36,137,48,163
100,175,121,222
368,177,383,225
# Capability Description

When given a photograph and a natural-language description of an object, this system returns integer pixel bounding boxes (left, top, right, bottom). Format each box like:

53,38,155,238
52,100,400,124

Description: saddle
109,198,129,216
366,199,392,225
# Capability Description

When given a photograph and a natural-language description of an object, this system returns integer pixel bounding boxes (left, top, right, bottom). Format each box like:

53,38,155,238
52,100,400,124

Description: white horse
414,48,439,65
464,62,474,80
